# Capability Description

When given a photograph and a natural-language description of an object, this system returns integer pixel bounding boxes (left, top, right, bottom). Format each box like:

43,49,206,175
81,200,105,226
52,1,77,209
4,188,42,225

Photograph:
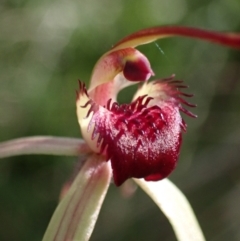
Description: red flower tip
89,48,154,91
123,53,154,81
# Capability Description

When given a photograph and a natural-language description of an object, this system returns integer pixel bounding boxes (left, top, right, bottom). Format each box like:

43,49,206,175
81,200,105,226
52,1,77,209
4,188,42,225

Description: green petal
0,136,91,159
134,178,206,241
42,154,111,241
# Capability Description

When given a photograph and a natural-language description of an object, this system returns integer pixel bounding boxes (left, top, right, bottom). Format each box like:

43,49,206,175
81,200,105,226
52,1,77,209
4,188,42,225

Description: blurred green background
0,0,240,240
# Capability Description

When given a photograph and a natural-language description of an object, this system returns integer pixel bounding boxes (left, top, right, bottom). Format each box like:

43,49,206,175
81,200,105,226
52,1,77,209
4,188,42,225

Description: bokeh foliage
0,0,240,240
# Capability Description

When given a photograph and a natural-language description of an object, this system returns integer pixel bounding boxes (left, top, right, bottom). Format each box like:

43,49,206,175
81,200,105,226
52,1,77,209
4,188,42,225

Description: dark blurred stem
0,136,91,158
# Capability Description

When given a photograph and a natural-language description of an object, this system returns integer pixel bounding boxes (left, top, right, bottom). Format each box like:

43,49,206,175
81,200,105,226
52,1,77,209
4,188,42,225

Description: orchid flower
0,26,240,241
76,26,240,186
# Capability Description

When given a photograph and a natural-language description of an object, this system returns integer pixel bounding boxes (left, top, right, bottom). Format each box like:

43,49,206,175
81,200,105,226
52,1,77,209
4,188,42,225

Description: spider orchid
0,26,240,241
76,26,240,187
77,72,194,186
